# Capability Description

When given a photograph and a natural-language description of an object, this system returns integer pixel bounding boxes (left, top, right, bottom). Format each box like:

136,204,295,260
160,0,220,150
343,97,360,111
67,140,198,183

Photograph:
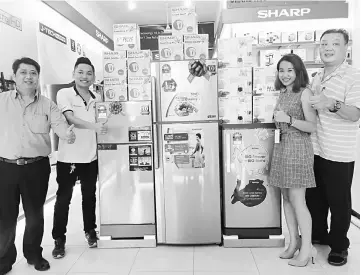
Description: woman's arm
291,88,317,133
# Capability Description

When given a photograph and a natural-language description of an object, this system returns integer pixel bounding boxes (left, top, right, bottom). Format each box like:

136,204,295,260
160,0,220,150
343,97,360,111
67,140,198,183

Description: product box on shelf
127,50,151,77
297,31,315,42
103,51,127,79
314,48,322,63
218,67,252,96
253,93,280,123
259,49,290,67
281,32,298,43
217,37,253,67
183,34,209,60
171,6,198,36
315,30,326,41
103,77,127,101
219,95,253,124
128,76,151,101
306,68,320,80
292,48,307,61
253,67,277,95
158,35,184,61
113,23,140,51
258,31,282,44
240,32,258,45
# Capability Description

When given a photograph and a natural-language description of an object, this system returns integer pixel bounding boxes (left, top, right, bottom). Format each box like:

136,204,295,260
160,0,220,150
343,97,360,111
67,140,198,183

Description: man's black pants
52,160,98,241
0,158,50,272
306,155,355,252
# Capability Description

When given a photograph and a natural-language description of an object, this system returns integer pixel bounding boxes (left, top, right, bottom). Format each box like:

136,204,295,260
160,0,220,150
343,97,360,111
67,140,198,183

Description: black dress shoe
328,250,348,266
27,257,50,271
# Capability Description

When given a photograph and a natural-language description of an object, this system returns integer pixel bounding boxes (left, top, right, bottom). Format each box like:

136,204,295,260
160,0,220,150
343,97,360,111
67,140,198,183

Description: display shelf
253,40,353,50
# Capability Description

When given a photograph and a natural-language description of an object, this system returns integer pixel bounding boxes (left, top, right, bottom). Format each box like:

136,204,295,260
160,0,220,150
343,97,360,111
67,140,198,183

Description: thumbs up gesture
95,118,108,135
66,124,76,144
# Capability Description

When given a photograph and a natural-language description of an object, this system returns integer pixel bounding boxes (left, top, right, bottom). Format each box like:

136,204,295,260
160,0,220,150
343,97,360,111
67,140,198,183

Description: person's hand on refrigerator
94,118,108,135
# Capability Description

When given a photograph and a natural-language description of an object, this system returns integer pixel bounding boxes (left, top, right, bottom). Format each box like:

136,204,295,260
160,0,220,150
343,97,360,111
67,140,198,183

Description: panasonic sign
257,8,311,19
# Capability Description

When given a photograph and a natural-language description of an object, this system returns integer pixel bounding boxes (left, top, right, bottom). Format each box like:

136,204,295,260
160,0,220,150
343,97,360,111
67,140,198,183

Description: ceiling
94,0,221,26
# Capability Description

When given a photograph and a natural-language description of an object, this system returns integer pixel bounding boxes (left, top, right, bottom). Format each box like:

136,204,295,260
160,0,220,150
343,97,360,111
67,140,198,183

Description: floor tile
251,247,325,275
11,245,85,274
130,272,193,275
194,246,258,272
195,272,259,275
316,244,360,273
69,272,129,275
69,248,138,273
131,246,193,272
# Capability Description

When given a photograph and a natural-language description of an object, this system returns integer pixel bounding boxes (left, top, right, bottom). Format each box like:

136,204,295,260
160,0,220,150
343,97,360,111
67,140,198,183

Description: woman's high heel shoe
279,240,301,259
288,246,317,267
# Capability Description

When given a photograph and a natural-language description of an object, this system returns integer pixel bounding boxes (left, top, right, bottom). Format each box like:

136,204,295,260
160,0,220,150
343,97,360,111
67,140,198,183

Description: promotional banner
36,21,106,98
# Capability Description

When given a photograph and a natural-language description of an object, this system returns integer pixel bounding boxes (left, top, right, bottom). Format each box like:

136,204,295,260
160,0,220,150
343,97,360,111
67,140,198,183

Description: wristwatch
329,100,342,113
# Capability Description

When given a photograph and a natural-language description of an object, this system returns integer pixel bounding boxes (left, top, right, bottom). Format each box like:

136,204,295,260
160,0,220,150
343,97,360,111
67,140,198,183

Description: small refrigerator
222,125,284,247
152,60,222,244
95,101,156,240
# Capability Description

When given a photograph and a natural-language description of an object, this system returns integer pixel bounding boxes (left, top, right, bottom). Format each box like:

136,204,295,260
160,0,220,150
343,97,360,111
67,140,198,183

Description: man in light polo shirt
0,57,76,275
307,29,360,266
51,57,107,259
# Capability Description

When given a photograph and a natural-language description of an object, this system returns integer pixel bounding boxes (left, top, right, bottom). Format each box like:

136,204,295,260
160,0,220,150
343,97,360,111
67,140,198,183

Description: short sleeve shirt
56,87,101,163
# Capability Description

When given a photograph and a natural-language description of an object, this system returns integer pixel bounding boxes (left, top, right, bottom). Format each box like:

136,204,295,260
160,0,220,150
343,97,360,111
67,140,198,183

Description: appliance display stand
97,235,156,248
223,234,285,248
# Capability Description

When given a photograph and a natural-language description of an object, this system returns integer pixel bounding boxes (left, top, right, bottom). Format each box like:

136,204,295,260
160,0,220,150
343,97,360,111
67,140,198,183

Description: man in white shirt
308,29,360,266
51,57,107,259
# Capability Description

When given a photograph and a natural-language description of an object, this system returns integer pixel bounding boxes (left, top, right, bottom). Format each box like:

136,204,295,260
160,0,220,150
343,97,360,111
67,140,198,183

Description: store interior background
0,0,360,274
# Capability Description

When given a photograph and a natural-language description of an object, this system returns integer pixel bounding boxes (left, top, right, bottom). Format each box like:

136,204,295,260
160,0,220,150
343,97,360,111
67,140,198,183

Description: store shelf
253,40,353,50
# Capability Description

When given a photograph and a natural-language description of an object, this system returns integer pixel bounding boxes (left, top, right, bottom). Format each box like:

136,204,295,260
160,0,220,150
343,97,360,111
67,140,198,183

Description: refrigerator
152,60,222,244
222,126,282,239
95,101,155,239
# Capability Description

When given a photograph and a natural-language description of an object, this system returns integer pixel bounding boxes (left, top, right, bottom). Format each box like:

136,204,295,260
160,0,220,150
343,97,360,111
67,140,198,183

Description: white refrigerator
95,101,155,239
152,60,222,244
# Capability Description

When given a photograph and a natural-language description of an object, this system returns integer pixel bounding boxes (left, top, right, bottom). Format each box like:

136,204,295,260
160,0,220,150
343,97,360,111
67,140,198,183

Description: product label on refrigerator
164,92,200,118
164,130,205,169
129,126,151,142
129,145,152,171
232,179,267,207
242,145,269,176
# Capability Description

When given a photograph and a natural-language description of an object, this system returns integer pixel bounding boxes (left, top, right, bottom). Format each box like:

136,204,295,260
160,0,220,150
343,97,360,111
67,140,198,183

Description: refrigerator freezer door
98,144,155,225
159,60,219,122
95,101,152,144
161,123,221,244
223,128,281,228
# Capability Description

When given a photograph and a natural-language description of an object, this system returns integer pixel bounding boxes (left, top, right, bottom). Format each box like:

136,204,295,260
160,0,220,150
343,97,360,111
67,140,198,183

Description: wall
0,0,108,95
65,0,113,38
0,0,39,79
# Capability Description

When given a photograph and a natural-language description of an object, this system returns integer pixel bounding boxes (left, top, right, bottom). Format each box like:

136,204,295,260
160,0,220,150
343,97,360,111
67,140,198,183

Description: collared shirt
56,86,101,163
0,90,68,159
311,62,360,162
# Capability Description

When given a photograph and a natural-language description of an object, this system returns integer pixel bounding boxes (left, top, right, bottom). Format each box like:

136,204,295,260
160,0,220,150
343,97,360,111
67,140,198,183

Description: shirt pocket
28,114,50,134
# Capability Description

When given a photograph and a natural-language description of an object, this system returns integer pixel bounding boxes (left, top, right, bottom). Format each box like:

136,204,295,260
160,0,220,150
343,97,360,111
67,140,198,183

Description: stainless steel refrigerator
95,101,155,239
152,60,222,244
222,126,283,246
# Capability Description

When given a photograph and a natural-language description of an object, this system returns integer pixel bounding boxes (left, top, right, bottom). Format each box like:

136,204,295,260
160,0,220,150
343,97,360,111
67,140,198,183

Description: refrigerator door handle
226,133,231,173
151,76,157,123
153,124,160,169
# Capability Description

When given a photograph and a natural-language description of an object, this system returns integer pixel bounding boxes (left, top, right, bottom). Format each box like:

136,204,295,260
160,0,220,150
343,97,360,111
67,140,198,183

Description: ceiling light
128,0,136,10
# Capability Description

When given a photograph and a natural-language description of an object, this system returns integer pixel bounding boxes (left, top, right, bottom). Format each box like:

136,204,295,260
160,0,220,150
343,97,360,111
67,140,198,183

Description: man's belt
0,156,46,165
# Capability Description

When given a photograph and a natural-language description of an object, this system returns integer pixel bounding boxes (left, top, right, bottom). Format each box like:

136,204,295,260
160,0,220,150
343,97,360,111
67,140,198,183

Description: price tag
275,129,280,144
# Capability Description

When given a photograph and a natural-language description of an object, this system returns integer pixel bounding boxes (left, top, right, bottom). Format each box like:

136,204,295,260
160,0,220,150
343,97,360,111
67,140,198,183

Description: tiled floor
9,183,360,275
